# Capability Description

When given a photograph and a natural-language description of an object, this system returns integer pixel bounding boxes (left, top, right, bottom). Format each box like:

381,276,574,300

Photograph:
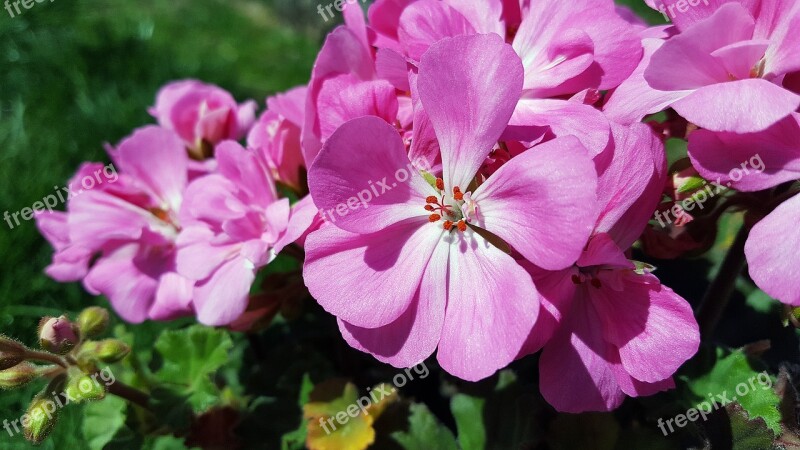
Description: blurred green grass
0,0,326,340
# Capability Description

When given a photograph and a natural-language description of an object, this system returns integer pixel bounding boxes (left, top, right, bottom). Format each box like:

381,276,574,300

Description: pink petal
442,0,505,36
274,195,320,254
505,98,611,155
418,33,523,189
671,78,800,133
309,116,433,234
316,77,399,144
655,0,759,32
338,240,448,368
539,296,626,412
113,126,188,211
472,137,597,271
193,255,256,326
688,113,800,192
398,0,475,61
437,230,540,381
375,48,412,91
83,244,162,324
576,233,633,269
711,40,770,80
746,193,800,305
517,263,579,356
592,273,700,383
303,219,443,328
150,272,195,321
594,122,666,249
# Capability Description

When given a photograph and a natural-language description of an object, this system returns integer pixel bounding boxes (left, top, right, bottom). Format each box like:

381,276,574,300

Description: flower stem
24,350,68,368
696,224,750,337
108,381,150,410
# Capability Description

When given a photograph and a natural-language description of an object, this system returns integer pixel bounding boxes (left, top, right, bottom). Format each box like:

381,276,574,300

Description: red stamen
453,186,463,201
443,220,453,231
456,220,467,232
426,196,438,204
424,205,435,211
429,214,441,222
435,178,445,190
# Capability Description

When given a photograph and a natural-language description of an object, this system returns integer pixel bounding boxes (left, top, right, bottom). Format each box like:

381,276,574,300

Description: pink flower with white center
36,126,195,323
150,79,257,158
519,123,700,412
177,141,317,326
687,112,800,305
303,34,598,381
248,86,308,192
614,0,800,132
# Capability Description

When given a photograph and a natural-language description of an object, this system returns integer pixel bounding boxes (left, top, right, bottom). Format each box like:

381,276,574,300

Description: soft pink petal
338,239,448,367
308,116,433,234
746,193,800,306
274,195,320,254
517,263,578,356
592,272,700,383
266,85,307,127
671,78,800,133
112,126,188,211
576,234,633,270
398,0,475,61
193,255,256,326
594,122,666,249
316,77,399,144
655,0,759,33
472,137,597,271
150,272,195,321
437,230,540,381
303,219,443,328
539,296,626,412
418,33,523,189
375,48,412,91
688,113,800,192
505,98,610,155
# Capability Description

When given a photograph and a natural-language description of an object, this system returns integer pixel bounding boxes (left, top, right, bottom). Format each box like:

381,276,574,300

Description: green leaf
683,348,781,435
154,325,234,413
82,395,128,450
392,403,457,450
727,403,777,450
142,435,193,450
451,394,486,450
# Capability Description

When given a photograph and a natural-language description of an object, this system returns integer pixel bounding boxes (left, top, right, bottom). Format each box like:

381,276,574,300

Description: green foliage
391,403,458,450
153,325,234,413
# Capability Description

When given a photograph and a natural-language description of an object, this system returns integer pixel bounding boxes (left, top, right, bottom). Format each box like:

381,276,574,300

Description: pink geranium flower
521,123,700,412
177,141,317,326
150,79,257,157
248,86,308,192
613,0,800,132
36,127,195,323
303,34,598,381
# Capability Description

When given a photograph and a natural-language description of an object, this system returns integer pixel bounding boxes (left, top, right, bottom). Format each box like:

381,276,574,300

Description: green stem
696,225,750,337
108,381,151,410
25,350,68,368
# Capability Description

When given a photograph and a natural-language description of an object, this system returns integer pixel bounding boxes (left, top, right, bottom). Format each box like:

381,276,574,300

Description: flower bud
0,335,27,370
66,373,106,403
24,395,59,444
77,307,109,338
85,339,130,363
0,362,37,389
38,316,79,355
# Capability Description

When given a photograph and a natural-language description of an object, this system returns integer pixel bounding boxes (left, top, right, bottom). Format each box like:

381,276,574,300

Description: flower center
423,178,478,232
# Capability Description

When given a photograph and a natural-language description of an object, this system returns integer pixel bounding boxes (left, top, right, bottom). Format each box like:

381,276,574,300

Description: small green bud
66,373,106,403
0,362,37,389
38,316,79,355
0,335,27,370
77,307,109,338
87,339,130,363
23,395,59,444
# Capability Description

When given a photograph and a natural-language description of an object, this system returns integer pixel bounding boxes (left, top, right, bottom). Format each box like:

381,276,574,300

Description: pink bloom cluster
37,0,800,414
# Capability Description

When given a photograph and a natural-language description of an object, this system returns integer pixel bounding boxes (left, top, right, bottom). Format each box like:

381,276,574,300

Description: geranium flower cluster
35,0,800,413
